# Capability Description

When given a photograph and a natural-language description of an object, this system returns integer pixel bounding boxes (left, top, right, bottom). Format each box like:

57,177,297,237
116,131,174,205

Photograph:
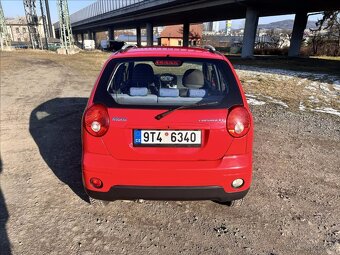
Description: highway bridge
54,0,340,57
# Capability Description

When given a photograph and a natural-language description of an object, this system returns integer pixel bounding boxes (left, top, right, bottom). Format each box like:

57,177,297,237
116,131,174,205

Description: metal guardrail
55,0,150,29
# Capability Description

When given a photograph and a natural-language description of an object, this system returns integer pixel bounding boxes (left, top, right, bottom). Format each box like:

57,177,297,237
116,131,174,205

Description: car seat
131,63,155,88
181,69,206,97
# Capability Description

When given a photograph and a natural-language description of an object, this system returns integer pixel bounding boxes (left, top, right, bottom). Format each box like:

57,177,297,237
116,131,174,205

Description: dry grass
228,55,340,77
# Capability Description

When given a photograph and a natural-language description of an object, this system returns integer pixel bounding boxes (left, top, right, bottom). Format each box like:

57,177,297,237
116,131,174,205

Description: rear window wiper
155,101,220,120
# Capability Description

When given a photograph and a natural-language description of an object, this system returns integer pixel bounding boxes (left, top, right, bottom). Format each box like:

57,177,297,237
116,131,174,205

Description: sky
2,0,96,22
2,0,321,27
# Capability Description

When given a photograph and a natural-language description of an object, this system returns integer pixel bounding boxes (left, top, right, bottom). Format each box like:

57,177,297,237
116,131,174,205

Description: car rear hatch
102,108,231,161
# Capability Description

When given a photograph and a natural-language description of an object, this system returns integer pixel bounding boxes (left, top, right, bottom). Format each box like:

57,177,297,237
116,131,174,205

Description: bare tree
309,11,340,55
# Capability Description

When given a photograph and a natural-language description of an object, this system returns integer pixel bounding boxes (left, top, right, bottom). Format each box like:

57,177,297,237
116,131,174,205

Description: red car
82,46,253,206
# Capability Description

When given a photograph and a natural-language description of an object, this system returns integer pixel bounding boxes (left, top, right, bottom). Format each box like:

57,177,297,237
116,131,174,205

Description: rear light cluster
227,107,251,138
84,104,109,137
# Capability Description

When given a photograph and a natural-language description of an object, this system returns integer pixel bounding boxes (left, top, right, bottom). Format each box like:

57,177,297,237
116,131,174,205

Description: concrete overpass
54,0,340,57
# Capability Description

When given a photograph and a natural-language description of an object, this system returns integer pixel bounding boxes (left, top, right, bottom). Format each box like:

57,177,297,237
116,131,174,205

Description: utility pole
39,0,48,49
56,0,74,54
45,0,53,38
0,0,12,50
23,0,41,49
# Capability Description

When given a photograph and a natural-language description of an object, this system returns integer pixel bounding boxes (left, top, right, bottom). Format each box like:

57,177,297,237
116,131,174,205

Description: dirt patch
1,51,339,255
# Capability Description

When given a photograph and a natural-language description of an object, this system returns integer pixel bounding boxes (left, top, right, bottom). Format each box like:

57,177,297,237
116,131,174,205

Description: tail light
84,104,109,137
227,107,250,138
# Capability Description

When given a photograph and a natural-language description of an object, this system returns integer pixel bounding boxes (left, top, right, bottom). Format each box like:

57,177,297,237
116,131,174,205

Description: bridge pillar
241,7,259,58
87,30,92,40
183,22,190,47
288,12,308,57
93,32,97,48
146,22,153,46
136,26,141,46
81,33,84,48
108,27,114,41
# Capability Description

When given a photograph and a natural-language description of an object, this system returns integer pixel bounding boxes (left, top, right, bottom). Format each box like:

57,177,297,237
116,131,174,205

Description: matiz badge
112,117,127,122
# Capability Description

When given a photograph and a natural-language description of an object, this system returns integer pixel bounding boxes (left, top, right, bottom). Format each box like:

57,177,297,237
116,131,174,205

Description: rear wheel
89,197,109,207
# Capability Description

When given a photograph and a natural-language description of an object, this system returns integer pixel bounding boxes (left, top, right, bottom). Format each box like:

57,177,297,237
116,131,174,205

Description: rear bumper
82,152,252,201
86,186,249,202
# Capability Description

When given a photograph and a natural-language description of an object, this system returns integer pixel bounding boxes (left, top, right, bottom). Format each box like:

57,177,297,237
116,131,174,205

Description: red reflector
90,178,103,189
154,60,182,66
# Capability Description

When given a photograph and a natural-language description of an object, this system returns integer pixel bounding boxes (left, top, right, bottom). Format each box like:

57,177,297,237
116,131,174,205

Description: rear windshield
93,57,243,109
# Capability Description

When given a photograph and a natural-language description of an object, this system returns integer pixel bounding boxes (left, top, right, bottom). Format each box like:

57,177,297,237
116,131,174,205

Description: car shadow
29,97,89,202
0,156,12,254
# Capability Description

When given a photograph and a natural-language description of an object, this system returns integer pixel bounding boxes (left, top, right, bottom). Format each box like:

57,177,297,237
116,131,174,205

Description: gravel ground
0,51,339,255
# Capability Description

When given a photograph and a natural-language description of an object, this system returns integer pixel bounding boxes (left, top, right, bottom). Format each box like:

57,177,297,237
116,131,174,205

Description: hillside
257,19,318,30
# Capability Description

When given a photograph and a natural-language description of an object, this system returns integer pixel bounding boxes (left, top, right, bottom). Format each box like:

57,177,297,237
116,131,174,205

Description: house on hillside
159,24,203,46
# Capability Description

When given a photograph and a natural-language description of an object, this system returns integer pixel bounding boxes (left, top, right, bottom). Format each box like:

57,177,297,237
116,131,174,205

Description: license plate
133,130,201,147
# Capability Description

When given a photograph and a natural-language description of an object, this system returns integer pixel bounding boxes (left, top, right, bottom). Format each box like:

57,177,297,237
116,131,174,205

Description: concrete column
241,7,259,58
93,32,97,48
108,27,114,41
136,26,141,46
73,34,78,44
288,12,308,57
87,30,92,40
81,33,84,48
183,22,190,47
146,22,153,46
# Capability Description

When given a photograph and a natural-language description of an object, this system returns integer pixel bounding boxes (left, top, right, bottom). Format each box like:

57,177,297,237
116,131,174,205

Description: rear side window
94,58,243,109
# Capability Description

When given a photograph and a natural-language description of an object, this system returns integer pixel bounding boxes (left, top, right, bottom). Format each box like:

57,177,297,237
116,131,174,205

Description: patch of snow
319,83,331,92
308,96,320,103
311,107,340,117
299,102,306,111
245,93,256,98
246,97,266,106
333,80,340,91
234,65,339,84
262,95,289,108
305,81,318,91
246,94,288,107
304,80,338,104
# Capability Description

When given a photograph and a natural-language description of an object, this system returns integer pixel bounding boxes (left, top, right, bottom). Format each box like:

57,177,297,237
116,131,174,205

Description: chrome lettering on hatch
112,117,127,122
199,119,225,122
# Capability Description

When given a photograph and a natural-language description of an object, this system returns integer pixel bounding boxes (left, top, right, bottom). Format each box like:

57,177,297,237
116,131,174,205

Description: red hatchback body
82,46,253,204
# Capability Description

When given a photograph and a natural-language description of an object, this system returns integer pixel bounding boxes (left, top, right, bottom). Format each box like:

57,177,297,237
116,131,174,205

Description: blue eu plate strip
134,130,141,144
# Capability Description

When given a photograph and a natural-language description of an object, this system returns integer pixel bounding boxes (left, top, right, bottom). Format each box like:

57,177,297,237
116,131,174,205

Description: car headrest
131,63,154,87
182,69,204,89
159,88,179,97
188,89,206,98
129,87,148,96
